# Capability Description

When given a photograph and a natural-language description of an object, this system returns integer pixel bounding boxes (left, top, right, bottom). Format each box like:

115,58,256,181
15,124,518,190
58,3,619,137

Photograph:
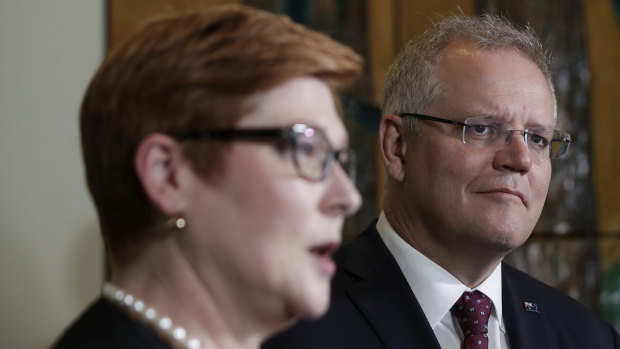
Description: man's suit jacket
263,222,620,348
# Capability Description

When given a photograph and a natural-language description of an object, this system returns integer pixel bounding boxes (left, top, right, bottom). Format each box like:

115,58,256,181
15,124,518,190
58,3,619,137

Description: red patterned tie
450,291,494,349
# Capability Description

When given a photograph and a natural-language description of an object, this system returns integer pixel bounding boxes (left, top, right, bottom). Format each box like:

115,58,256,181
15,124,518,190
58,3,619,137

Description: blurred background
1,0,618,347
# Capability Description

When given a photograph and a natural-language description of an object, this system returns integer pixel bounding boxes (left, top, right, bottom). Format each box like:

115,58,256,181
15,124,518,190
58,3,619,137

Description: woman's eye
297,142,316,157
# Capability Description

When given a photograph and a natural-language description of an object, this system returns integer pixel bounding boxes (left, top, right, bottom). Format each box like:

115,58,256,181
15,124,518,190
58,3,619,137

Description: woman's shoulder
50,297,171,349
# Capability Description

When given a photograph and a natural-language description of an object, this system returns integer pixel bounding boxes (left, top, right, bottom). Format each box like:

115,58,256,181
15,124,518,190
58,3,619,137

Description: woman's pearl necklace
102,282,202,349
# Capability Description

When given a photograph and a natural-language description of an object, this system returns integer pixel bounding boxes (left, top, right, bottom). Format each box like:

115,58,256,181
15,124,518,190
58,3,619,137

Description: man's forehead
438,40,522,62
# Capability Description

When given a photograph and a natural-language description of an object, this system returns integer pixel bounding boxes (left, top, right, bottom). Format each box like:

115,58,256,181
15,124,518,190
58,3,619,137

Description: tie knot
450,290,493,348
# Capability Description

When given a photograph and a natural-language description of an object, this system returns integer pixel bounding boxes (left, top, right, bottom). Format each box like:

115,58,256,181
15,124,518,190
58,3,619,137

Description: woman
52,5,362,349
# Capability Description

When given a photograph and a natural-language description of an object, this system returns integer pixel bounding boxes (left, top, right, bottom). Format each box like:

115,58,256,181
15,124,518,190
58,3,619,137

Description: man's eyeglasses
400,113,572,159
172,123,356,182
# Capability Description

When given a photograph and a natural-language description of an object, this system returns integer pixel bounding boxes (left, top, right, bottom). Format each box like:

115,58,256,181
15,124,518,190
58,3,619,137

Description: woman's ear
379,114,407,182
134,133,186,216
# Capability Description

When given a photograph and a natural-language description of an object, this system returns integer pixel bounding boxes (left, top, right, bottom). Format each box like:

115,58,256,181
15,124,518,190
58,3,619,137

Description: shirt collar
376,212,505,331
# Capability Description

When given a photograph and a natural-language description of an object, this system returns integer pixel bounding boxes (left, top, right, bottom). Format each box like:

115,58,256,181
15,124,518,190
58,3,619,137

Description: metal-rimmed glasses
172,123,356,182
400,113,572,159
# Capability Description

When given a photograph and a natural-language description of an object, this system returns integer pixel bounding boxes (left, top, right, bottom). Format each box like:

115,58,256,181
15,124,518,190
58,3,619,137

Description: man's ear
134,133,186,216
379,114,407,182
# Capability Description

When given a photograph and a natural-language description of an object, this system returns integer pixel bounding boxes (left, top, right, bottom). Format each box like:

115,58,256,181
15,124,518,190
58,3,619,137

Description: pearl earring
166,217,186,230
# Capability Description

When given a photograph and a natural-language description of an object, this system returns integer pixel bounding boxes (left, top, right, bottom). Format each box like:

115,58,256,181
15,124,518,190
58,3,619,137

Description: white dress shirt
376,212,510,349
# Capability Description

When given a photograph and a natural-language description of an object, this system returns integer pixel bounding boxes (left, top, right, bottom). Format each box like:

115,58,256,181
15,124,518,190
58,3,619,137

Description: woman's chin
298,282,331,319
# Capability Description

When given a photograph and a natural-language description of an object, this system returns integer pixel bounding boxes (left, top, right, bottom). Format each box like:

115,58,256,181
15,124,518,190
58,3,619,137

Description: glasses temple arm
400,113,468,127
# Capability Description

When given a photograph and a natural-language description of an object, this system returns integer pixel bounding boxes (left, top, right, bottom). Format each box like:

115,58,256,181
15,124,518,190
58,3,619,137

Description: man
263,14,620,349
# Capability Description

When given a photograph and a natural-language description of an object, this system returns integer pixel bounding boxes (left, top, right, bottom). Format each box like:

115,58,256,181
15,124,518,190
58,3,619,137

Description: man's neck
382,207,506,288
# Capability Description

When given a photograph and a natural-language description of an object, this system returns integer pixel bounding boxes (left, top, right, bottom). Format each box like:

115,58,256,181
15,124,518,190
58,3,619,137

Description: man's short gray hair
382,14,556,133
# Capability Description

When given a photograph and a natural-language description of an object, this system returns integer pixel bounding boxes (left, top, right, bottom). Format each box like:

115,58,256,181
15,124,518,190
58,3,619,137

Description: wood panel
396,0,474,49
366,0,474,104
583,0,620,268
108,0,241,49
366,0,474,207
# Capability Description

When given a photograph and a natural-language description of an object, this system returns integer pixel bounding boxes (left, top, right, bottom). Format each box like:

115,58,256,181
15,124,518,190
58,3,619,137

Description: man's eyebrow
462,113,502,121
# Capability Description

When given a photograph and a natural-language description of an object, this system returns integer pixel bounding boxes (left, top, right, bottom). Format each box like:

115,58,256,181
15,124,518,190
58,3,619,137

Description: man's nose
503,129,527,147
493,130,533,173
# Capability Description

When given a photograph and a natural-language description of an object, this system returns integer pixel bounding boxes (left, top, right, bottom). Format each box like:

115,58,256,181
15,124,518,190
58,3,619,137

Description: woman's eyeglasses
172,123,356,182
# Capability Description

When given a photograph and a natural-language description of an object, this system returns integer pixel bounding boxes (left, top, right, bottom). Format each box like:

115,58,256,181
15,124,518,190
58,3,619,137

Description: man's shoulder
333,220,386,269
502,262,591,311
503,262,616,326
263,220,433,349
502,263,585,305
502,263,620,346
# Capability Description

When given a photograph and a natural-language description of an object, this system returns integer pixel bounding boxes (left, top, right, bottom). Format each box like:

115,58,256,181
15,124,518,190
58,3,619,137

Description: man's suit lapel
502,263,550,349
340,225,441,349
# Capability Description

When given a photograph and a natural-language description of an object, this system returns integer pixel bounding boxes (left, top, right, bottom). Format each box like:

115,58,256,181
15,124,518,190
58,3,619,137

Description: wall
0,1,105,347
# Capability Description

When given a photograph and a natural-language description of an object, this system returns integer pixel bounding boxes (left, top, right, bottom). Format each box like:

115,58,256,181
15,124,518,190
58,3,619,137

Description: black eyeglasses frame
170,123,356,182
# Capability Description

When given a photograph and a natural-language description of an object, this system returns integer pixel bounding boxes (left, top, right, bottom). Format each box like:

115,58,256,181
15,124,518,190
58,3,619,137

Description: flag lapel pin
523,301,541,313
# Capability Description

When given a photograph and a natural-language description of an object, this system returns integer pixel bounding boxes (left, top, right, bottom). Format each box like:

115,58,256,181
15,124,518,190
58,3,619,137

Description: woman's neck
109,239,270,349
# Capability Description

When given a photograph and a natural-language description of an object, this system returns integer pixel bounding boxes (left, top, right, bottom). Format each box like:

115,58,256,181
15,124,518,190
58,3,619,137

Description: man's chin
485,231,531,256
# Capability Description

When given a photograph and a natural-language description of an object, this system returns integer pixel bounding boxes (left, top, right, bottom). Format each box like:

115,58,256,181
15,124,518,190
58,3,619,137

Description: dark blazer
51,298,171,349
263,222,620,349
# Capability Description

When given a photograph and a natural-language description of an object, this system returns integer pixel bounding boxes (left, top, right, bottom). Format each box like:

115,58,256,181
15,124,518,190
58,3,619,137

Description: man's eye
471,124,492,135
528,133,549,147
